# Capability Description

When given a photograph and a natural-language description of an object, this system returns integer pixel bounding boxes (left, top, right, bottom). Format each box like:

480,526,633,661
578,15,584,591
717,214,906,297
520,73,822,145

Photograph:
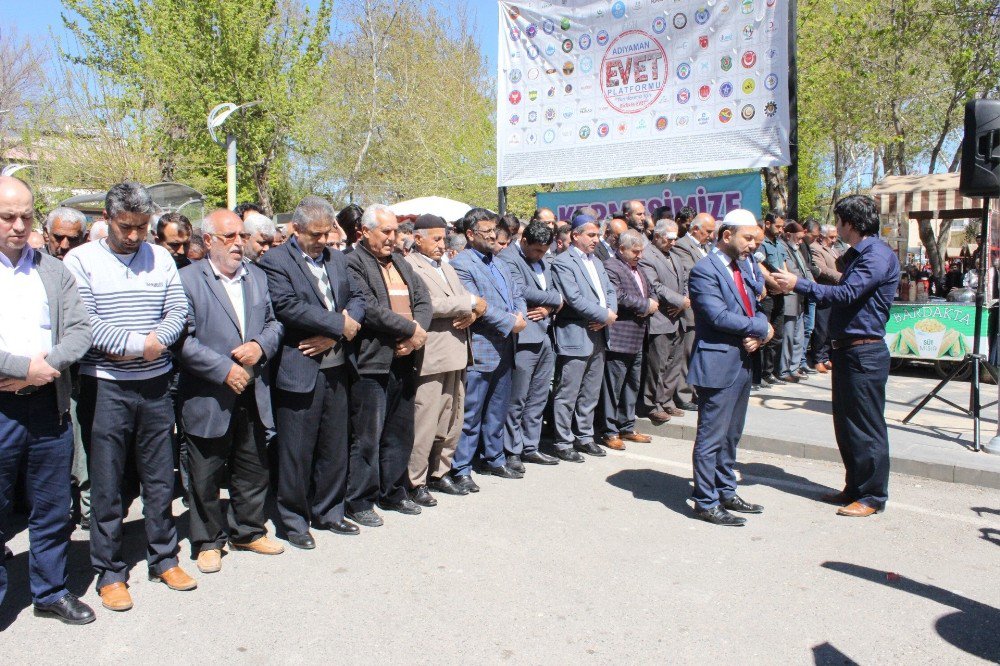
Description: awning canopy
871,174,993,220
388,196,474,222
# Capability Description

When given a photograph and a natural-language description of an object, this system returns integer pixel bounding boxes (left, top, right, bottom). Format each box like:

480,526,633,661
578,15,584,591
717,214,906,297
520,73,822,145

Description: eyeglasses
473,226,498,237
211,232,251,244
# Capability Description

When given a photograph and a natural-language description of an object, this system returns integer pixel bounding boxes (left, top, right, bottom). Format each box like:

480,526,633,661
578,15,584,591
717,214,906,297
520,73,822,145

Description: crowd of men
0,176,886,627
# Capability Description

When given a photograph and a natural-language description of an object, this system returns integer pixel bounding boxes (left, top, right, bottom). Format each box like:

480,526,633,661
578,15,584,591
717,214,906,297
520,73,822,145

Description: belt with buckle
831,337,883,350
13,385,41,396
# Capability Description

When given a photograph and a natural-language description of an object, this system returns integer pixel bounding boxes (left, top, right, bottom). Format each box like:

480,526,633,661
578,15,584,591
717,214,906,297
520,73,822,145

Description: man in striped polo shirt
64,182,196,612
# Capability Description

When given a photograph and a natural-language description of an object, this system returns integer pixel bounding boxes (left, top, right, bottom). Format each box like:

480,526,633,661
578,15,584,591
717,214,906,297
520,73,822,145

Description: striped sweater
64,240,187,380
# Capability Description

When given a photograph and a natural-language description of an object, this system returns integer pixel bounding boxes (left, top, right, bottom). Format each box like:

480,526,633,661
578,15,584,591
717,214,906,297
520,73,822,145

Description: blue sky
1,0,502,70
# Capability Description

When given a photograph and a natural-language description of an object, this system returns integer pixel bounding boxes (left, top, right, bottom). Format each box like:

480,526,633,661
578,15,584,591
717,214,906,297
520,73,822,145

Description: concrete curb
641,419,1000,490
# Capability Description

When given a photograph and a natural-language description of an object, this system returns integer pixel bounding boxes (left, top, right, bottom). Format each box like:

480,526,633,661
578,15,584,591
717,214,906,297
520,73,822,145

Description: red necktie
730,261,754,316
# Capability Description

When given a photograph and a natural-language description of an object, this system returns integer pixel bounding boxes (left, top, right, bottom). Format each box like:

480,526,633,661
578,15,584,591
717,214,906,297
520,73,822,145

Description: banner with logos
496,0,791,187
535,172,762,222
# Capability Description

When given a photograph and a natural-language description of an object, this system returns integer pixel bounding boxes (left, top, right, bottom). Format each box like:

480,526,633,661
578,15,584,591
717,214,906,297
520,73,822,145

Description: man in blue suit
687,209,773,526
498,221,562,470
550,213,618,462
450,209,527,491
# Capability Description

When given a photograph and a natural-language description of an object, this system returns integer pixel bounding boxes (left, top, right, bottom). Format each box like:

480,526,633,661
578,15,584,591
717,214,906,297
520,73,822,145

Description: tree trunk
254,165,273,216
917,217,954,291
763,166,788,215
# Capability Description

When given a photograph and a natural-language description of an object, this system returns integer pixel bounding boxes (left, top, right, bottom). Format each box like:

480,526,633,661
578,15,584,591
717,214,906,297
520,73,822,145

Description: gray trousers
552,349,606,451
781,314,805,377
506,339,555,456
642,331,685,413
600,351,643,437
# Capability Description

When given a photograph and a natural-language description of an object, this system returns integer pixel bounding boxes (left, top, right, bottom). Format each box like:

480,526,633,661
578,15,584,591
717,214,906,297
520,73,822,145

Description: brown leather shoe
196,549,221,574
620,432,652,443
648,411,671,425
99,582,133,612
814,363,829,374
232,536,284,555
837,501,878,517
825,361,833,370
664,406,686,417
819,490,852,505
150,566,198,591
601,436,626,451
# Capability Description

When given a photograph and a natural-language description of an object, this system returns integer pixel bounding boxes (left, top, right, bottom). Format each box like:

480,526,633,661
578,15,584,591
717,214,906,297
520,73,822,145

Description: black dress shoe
346,509,385,526
505,454,526,474
522,450,559,465
762,374,780,385
781,374,800,383
429,475,469,495
553,448,585,463
79,515,91,531
692,506,746,526
320,519,360,535
378,498,422,515
574,441,606,457
751,384,763,392
482,464,524,479
287,532,316,550
452,474,480,493
33,593,96,625
410,485,438,507
722,495,764,513
675,401,699,411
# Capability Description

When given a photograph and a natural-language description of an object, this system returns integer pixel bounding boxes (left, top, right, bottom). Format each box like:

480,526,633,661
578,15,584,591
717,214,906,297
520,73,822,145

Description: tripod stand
902,199,997,451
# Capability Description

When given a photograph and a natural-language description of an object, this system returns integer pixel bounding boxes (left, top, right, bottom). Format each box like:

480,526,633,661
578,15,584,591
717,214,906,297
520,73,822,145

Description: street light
1,164,31,177
207,101,261,210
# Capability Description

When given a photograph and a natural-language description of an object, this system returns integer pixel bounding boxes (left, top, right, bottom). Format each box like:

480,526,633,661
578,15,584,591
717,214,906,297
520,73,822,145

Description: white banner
496,0,791,187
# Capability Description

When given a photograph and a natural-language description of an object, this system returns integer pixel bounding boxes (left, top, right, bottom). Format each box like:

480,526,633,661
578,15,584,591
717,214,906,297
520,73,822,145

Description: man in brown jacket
808,224,843,372
404,215,486,506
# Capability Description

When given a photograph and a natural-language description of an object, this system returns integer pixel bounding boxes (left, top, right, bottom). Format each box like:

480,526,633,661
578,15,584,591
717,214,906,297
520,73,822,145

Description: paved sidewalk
643,366,1000,489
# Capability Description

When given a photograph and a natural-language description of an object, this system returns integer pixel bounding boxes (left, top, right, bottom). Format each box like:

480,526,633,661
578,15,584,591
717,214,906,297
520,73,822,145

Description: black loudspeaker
960,99,1000,197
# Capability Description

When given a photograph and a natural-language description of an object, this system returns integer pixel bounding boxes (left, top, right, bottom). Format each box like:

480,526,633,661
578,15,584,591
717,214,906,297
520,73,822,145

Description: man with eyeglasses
64,182,195,611
176,209,285,574
0,176,96,625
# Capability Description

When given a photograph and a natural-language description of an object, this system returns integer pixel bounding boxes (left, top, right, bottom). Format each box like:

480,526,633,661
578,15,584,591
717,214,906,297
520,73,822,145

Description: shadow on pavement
605,468,691,517
0,538,94,632
811,641,860,665
736,462,834,501
821,561,1000,661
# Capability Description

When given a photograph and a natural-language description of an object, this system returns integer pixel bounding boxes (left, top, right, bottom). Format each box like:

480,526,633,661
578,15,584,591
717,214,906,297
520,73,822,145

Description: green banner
885,303,988,360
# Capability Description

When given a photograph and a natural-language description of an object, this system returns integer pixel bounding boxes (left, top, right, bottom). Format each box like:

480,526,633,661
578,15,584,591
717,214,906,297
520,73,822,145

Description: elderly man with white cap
686,209,773,526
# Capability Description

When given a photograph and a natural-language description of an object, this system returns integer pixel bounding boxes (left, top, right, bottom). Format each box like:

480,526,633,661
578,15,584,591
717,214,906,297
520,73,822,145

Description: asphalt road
2,436,998,664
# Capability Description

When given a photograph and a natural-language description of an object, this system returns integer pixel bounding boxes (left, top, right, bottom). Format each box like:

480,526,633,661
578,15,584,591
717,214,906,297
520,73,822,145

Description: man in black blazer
345,205,433,526
177,209,285,573
258,196,366,550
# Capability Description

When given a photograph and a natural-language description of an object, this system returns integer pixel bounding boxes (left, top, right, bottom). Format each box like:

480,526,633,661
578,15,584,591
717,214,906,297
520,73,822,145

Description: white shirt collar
209,259,247,285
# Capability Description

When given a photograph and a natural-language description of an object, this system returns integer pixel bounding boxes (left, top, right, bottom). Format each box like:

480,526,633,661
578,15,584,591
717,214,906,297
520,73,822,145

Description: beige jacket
405,253,474,377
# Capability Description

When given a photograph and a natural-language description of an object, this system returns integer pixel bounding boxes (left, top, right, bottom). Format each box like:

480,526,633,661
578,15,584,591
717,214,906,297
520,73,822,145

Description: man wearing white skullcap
685,209,773,526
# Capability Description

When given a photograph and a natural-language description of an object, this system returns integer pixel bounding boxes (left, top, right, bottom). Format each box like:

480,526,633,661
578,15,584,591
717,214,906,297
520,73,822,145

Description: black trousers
759,294,785,377
830,342,891,510
347,358,416,513
809,305,833,365
185,391,269,553
78,374,178,588
274,366,350,538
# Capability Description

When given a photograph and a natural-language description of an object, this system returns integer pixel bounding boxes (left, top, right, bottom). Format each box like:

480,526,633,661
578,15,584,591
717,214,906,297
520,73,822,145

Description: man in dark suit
177,209,285,573
450,209,527,489
687,209,773,526
594,217,627,262
599,230,657,450
550,213,618,462
498,221,562,470
639,219,691,424
668,212,714,410
346,205,432,523
258,196,366,550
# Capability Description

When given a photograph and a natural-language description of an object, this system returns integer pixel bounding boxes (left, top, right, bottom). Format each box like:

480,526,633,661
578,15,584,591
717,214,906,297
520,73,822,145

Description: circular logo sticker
742,78,756,94
676,62,691,79
579,125,591,139
561,18,572,30
741,103,756,120
510,28,521,41
677,88,691,104
509,114,520,126
545,45,557,57
545,108,556,121
600,30,668,114
543,129,556,144
527,46,539,59
579,34,592,50
741,0,754,13
526,24,537,38
543,20,555,34
678,115,690,127
528,110,538,122
508,7,520,20
509,91,522,104
673,13,688,29
720,55,733,71
598,123,610,137
612,1,627,18
720,81,734,97
698,84,711,100
509,69,522,83
699,35,710,49
580,56,594,73
656,116,668,131
528,68,539,80
764,73,778,90
695,7,711,24
743,24,755,40
719,108,734,123
562,39,574,53
741,50,757,68
765,100,778,117
565,84,573,94
563,61,575,76
652,17,667,33
597,29,610,46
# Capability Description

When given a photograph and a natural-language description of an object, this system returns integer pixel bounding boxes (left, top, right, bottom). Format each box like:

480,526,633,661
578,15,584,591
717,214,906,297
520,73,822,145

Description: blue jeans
453,342,514,475
0,388,74,605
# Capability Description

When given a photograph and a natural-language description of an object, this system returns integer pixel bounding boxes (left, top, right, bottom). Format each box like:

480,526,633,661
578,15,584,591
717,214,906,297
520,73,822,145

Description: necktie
730,261,754,316
317,263,335,310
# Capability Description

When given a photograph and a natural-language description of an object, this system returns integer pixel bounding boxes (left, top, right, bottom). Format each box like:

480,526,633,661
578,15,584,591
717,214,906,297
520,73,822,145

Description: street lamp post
207,101,261,210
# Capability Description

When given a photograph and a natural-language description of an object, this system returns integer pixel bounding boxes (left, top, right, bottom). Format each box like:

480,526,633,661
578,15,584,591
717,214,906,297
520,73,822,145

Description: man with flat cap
687,209,773,526
404,214,486,505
